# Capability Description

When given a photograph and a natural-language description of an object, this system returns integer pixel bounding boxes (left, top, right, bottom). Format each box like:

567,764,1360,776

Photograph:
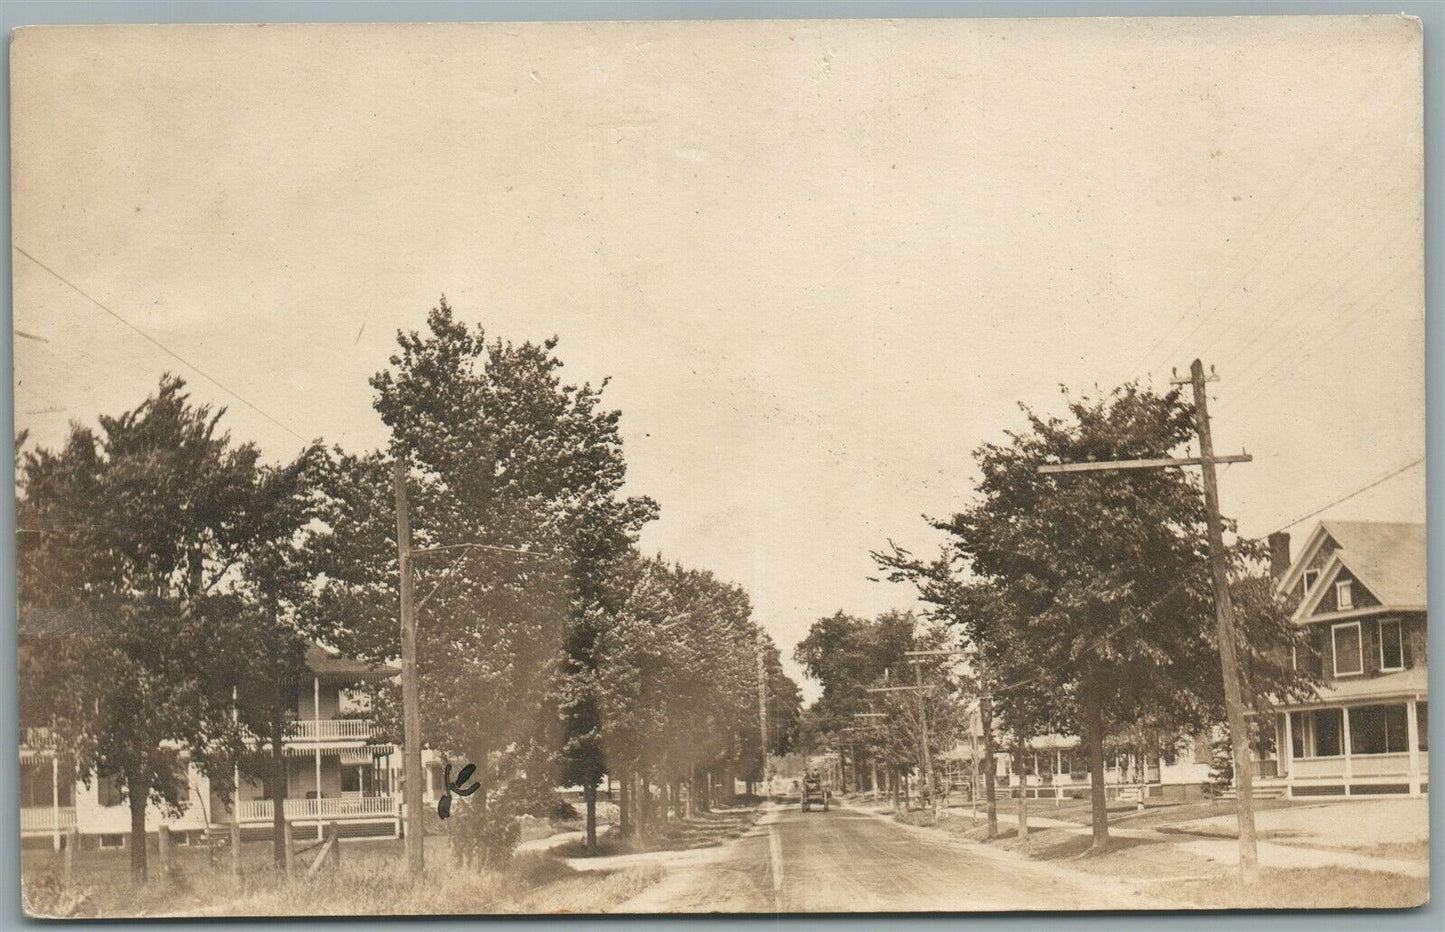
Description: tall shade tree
928,384,1309,847
313,298,656,849
16,376,318,881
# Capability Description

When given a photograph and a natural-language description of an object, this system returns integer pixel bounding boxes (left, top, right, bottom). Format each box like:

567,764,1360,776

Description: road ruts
613,799,1167,913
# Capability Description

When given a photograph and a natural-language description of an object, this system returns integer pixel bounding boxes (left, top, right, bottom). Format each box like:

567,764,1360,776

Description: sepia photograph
10,12,1428,917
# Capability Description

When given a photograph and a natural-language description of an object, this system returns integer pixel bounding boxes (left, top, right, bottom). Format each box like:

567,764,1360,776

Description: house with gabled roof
1268,520,1427,798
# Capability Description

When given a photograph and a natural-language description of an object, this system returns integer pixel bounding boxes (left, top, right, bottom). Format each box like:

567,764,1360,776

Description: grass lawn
1165,867,1428,909
21,833,660,918
889,793,1430,906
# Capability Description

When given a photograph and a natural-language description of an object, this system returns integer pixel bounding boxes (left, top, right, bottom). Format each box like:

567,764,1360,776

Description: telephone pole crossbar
1038,454,1251,474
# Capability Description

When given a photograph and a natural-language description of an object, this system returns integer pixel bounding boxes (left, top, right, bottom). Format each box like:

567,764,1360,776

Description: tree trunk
686,767,698,818
1083,677,1109,848
1016,739,1030,840
635,770,648,838
618,767,631,837
126,759,148,884
583,782,598,849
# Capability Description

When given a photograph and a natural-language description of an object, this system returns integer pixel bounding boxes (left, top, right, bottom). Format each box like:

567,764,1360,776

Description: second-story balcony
291,718,374,742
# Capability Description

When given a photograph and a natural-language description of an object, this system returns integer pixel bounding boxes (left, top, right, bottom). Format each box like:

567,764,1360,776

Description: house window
1311,708,1344,757
98,833,127,849
1379,619,1404,671
1335,579,1354,610
1418,702,1428,752
98,771,126,808
1303,569,1320,595
1290,713,1306,759
1332,622,1363,676
1348,704,1410,755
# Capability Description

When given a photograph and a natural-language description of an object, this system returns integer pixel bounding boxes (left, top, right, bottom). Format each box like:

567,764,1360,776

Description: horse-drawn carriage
800,772,829,812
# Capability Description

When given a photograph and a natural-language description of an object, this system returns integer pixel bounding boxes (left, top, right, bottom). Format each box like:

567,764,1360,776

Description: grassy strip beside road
22,804,763,919
880,795,1428,909
24,838,662,919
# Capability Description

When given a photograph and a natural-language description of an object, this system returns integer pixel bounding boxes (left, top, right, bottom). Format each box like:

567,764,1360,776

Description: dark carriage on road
800,772,829,812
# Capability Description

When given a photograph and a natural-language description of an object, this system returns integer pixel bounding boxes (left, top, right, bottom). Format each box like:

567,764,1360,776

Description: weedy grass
22,836,662,918
1166,867,1428,909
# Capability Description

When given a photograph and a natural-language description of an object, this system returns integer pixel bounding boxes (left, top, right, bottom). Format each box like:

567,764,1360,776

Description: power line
13,244,309,444
1260,457,1425,537
1130,78,1414,383
1212,221,1414,393
1219,267,1416,422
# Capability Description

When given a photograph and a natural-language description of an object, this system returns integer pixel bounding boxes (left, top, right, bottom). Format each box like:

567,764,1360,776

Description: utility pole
978,683,998,839
912,660,935,805
1035,358,1258,883
393,456,424,878
756,629,769,795
1185,359,1260,883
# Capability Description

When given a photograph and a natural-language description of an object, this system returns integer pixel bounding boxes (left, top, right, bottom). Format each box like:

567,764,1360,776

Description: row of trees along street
794,382,1315,862
17,298,802,883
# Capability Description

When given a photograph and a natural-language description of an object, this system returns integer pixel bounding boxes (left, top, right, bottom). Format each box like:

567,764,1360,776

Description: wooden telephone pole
393,457,425,878
1036,359,1259,883
756,629,770,794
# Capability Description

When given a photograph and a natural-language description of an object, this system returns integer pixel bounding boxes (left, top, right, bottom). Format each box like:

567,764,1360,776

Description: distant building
1266,520,1427,798
21,645,405,849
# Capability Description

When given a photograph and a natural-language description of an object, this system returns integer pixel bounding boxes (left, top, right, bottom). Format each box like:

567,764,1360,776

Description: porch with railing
291,719,374,742
21,806,76,835
232,795,397,824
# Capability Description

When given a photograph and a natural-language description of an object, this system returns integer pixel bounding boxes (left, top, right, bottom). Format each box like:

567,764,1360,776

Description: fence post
230,821,242,879
328,822,341,869
283,819,295,876
63,828,78,888
157,825,171,878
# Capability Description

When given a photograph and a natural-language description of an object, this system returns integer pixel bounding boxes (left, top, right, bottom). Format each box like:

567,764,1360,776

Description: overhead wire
13,244,309,444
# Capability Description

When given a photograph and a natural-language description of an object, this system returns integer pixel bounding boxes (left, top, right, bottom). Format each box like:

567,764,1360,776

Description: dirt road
614,799,1169,913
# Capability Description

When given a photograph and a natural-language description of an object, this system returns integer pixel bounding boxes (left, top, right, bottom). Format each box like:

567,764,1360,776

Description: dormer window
1303,569,1320,595
1336,579,1354,611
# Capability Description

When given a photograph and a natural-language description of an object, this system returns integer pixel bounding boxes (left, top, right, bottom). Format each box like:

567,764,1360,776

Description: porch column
315,676,323,840
1406,699,1421,795
1341,706,1353,789
50,757,60,849
1281,712,1293,782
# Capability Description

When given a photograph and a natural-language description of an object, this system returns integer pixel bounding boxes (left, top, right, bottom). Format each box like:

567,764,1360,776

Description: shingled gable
1278,520,1426,620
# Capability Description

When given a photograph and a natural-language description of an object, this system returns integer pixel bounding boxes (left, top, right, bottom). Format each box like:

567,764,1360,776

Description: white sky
12,17,1424,700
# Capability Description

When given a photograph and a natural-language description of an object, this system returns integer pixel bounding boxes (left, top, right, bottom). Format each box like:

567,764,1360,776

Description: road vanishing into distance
614,799,1164,913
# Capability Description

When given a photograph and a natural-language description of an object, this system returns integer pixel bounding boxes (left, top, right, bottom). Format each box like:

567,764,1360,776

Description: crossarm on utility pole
1038,454,1251,474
